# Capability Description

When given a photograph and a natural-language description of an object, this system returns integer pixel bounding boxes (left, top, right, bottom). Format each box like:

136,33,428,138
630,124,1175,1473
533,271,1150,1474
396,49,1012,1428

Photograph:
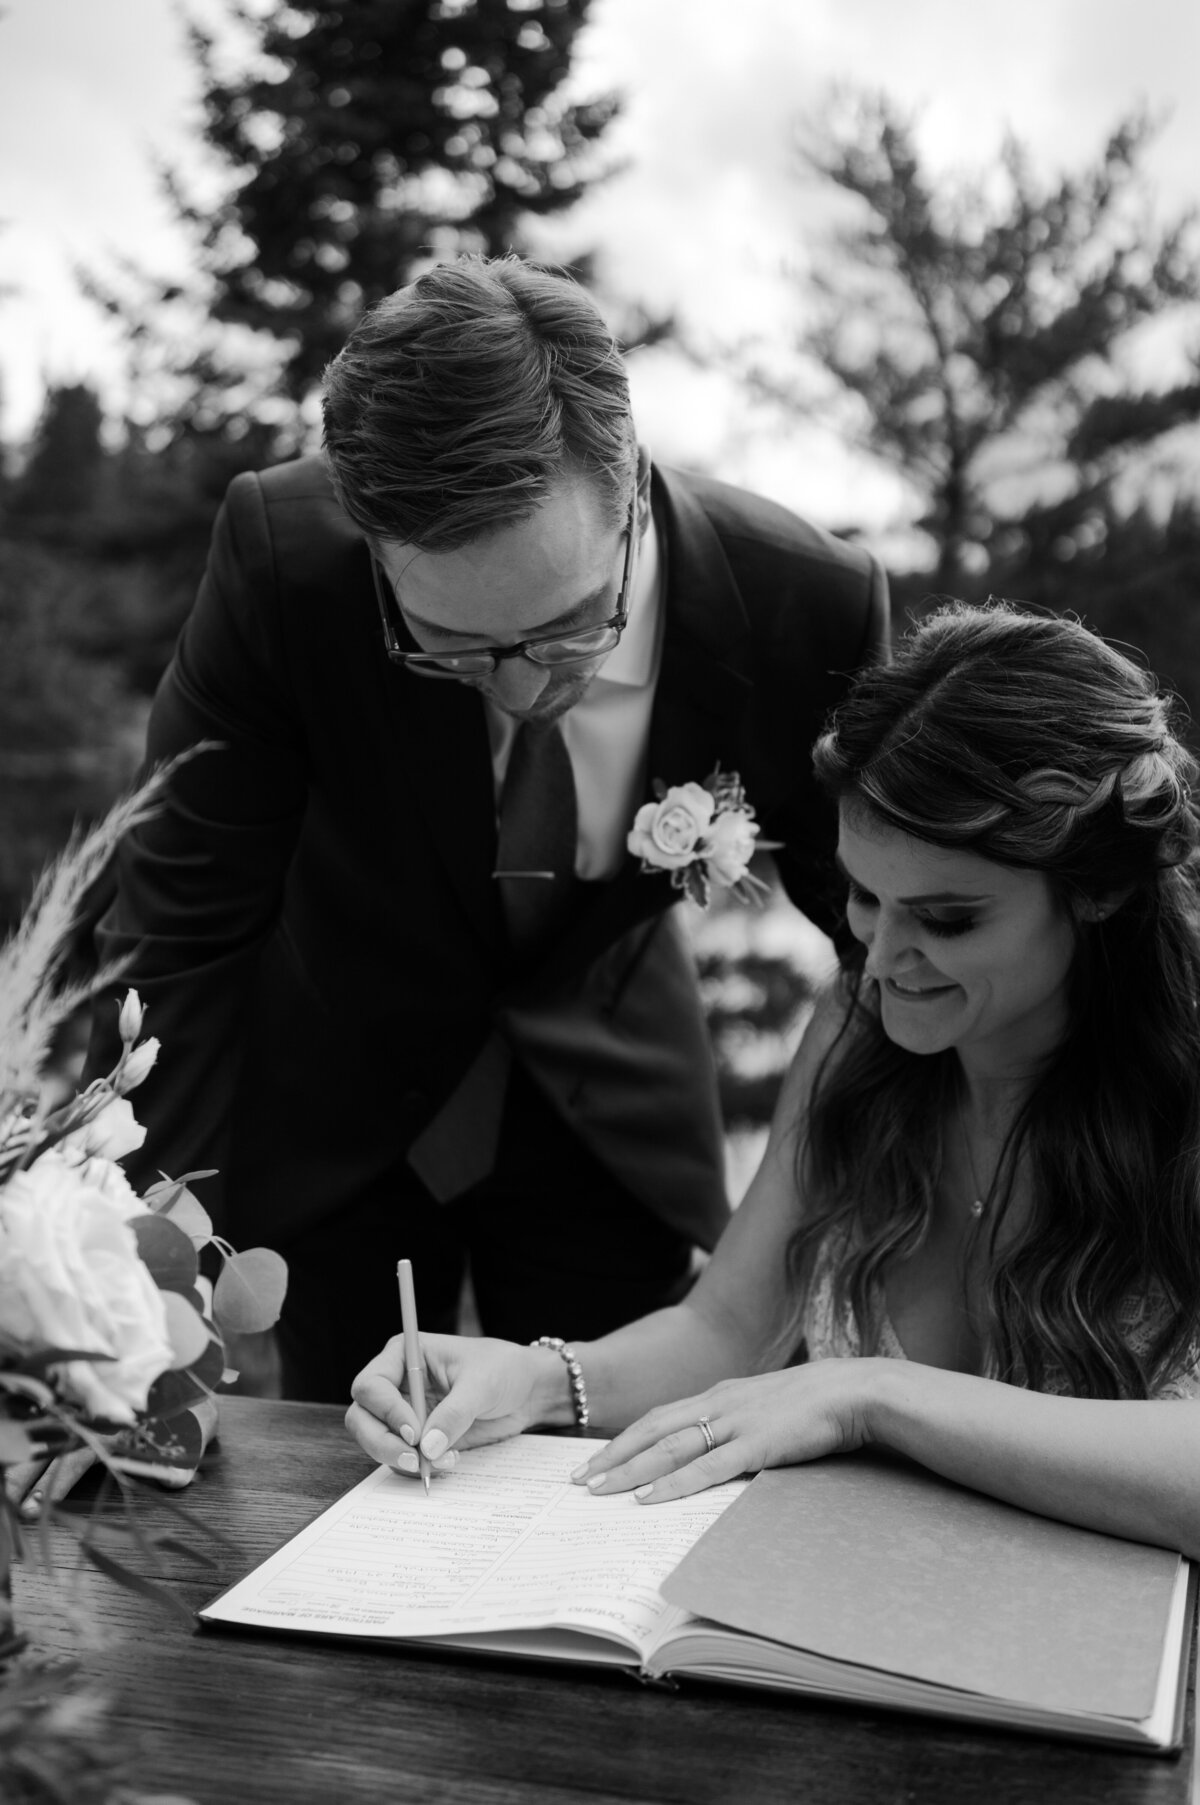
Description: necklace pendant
970,1198,985,1217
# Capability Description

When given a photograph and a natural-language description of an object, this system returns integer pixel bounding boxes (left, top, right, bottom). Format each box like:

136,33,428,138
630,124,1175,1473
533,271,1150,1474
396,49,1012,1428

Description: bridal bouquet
0,771,286,1664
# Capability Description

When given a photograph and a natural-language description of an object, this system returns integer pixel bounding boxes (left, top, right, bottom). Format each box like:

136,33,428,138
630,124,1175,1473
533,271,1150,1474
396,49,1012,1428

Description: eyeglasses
371,498,637,679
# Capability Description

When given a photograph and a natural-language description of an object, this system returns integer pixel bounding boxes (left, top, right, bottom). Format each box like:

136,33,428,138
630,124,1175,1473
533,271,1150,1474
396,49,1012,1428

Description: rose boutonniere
627,766,780,908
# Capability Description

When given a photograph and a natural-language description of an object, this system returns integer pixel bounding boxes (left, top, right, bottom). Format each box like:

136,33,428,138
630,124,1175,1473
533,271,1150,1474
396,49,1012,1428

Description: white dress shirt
484,506,666,880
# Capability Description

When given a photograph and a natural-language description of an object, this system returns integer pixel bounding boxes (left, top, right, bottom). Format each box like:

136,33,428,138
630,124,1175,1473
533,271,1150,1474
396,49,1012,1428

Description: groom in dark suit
89,254,888,1401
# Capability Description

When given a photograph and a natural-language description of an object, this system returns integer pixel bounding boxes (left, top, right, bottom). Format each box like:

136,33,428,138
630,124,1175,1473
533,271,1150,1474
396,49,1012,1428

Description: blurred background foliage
2,0,1199,1155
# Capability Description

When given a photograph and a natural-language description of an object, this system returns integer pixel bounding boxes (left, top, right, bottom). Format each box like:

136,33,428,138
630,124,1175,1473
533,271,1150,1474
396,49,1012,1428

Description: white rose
71,1095,147,1162
705,808,760,887
78,1153,145,1214
0,1149,173,1424
627,783,716,870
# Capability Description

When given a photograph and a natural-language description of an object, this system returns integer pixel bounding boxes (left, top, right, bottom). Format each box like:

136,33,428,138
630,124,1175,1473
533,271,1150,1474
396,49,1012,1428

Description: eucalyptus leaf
131,1211,200,1295
161,1291,212,1371
143,1337,224,1420
188,1335,226,1391
163,1186,214,1247
213,1246,288,1333
126,1402,206,1471
141,1177,186,1212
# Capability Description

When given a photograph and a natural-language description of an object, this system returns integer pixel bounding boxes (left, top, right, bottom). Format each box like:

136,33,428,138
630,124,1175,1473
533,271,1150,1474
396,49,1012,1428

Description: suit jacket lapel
526,464,757,992
647,461,755,782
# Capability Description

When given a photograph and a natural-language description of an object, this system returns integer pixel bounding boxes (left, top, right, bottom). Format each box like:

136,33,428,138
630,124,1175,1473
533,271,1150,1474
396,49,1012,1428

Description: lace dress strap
1116,1296,1200,1400
802,1240,908,1363
801,1247,1200,1394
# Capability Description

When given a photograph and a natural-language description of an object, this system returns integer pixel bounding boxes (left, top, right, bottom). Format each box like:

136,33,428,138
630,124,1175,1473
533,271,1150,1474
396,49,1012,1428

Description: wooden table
13,1397,1198,1805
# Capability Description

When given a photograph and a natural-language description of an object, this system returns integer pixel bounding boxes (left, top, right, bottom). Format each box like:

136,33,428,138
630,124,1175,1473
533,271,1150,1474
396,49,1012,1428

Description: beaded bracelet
529,1335,590,1428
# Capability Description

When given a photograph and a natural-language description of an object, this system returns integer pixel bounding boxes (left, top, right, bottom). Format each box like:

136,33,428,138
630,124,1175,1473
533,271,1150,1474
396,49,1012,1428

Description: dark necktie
407,720,578,1202
494,721,578,955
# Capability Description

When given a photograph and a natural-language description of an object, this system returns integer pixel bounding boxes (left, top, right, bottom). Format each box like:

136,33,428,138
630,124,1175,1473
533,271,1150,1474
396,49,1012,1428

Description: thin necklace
958,1098,988,1218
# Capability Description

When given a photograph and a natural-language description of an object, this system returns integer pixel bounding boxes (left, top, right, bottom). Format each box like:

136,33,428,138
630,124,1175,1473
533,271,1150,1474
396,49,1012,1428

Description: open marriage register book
198,1434,1195,1751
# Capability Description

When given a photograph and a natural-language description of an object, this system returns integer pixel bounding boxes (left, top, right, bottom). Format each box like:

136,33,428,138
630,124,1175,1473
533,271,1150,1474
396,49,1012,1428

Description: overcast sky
1,0,1198,544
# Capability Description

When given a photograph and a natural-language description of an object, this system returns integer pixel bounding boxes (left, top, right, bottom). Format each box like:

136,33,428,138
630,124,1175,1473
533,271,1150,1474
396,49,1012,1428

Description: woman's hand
346,1333,547,1476
571,1359,882,1503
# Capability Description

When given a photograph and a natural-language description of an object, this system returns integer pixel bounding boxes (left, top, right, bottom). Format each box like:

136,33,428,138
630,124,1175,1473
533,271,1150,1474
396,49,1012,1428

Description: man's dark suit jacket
90,456,888,1258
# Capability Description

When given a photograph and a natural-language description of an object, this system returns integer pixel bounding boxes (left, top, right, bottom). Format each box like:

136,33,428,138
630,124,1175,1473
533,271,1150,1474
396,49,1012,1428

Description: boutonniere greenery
627,766,779,908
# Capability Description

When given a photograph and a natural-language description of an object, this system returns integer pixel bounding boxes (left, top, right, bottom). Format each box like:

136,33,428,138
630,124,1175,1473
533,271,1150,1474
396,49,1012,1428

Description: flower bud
117,990,144,1044
117,1036,160,1093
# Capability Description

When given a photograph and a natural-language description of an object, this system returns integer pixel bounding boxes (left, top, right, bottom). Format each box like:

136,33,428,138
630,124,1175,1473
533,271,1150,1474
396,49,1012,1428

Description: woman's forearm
569,1297,758,1433
867,1361,1200,1558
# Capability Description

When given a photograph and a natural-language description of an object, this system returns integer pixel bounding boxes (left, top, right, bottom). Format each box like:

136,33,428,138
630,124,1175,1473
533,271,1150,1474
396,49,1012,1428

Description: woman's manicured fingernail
570,1462,590,1481
399,1423,416,1445
586,1473,607,1492
433,1450,457,1471
394,1451,418,1473
422,1429,448,1461
634,1485,653,1500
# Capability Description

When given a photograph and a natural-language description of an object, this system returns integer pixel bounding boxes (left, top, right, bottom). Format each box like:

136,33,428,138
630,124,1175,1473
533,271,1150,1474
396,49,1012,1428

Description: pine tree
10,385,105,524
988,495,1200,743
756,93,1200,591
86,0,618,437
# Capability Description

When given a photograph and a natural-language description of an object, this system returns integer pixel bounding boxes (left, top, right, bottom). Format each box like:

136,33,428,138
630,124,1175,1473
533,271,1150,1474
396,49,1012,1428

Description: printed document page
202,1434,746,1663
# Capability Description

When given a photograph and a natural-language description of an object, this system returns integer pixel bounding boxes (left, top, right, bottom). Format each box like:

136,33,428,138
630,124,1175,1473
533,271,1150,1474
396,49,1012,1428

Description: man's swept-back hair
321,253,636,548
791,600,1200,1399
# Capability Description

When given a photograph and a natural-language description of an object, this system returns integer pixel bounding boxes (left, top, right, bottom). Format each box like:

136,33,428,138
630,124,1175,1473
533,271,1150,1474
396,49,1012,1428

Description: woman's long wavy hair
790,601,1200,1397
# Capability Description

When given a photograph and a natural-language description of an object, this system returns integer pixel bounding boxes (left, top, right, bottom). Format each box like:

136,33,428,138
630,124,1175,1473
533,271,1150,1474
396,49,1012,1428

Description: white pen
396,1258,432,1495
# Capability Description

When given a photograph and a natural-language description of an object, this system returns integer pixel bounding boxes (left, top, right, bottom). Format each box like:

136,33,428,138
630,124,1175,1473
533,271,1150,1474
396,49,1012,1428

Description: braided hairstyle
791,600,1200,1396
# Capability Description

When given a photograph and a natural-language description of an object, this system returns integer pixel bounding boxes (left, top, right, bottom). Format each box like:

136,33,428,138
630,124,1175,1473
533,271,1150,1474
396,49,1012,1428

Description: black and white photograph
2,3,1200,1801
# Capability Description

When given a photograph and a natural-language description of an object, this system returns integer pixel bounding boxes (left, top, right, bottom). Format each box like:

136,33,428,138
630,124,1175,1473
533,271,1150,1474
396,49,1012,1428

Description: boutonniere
627,766,780,908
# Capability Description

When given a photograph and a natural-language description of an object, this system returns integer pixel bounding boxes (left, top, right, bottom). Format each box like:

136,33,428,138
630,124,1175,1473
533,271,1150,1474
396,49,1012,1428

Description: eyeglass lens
404,623,622,678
